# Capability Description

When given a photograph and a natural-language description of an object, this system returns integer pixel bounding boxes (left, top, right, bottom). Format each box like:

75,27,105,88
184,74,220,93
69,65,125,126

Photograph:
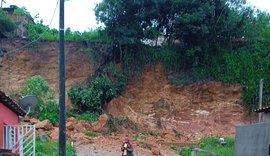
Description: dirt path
75,136,180,156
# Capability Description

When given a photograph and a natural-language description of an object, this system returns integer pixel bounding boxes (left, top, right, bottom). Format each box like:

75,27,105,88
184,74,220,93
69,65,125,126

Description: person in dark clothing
121,136,134,156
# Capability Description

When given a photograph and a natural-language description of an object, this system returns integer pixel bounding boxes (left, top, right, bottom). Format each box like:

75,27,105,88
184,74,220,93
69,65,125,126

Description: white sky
3,0,102,32
2,0,270,32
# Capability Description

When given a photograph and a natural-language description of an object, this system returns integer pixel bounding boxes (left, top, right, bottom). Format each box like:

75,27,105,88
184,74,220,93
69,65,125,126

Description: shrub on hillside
0,9,15,35
211,43,270,110
68,64,127,113
23,75,59,125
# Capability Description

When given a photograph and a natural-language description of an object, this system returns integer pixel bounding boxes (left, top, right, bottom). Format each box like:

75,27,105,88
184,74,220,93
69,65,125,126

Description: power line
4,0,59,56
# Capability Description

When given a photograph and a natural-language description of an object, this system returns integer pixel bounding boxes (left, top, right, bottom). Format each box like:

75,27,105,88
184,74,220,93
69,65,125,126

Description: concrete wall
264,113,270,122
234,122,270,156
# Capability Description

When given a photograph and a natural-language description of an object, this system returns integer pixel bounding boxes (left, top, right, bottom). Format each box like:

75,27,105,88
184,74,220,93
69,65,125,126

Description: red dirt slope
107,64,255,141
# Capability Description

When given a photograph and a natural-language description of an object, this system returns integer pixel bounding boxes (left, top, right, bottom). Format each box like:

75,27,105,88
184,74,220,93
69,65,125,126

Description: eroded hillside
107,64,255,141
0,39,255,139
0,39,258,155
0,39,108,101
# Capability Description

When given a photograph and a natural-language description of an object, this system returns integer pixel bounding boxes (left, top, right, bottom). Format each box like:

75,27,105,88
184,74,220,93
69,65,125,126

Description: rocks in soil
35,119,53,130
92,114,108,132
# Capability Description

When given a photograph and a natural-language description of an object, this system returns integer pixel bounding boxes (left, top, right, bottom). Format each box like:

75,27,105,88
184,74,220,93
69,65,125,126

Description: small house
0,90,35,155
0,90,26,148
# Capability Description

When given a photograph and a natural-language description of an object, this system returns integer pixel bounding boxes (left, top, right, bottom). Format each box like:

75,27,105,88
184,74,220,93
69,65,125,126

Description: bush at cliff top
28,21,111,43
0,9,15,35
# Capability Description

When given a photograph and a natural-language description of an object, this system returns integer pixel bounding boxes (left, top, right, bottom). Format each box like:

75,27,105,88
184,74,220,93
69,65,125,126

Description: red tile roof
0,90,26,116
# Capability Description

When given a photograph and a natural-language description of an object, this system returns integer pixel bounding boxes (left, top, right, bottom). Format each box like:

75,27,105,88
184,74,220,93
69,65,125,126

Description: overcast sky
2,0,270,32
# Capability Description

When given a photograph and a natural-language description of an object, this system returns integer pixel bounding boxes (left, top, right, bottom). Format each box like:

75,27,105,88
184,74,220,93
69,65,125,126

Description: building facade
0,90,25,148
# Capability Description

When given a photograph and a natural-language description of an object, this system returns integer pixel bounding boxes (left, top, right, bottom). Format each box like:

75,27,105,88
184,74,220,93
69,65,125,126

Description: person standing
121,136,134,156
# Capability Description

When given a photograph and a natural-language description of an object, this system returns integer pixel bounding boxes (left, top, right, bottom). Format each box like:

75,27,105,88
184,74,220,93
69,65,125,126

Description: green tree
95,0,145,45
95,0,250,61
243,10,270,42
171,0,253,66
95,0,172,45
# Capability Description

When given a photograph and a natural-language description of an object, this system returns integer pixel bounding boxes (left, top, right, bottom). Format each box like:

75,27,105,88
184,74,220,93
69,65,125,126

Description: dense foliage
94,0,270,110
13,7,33,19
23,75,59,125
68,64,127,113
0,9,15,36
28,22,59,41
95,0,251,64
95,1,247,43
28,21,111,43
210,10,270,109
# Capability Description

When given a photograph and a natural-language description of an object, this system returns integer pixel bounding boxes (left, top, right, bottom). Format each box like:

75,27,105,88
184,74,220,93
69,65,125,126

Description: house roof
254,106,270,113
0,90,26,116
2,5,19,12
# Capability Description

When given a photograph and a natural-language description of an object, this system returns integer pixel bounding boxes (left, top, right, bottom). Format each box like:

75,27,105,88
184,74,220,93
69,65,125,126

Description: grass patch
67,110,99,123
133,134,145,141
180,137,234,156
82,130,98,137
36,139,76,156
114,117,129,125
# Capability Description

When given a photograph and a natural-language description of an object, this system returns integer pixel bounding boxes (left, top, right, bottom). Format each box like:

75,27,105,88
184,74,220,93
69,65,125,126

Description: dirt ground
76,135,179,156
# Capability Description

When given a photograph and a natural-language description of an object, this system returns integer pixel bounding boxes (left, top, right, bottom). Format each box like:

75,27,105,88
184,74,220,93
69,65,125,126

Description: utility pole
258,79,263,123
59,0,66,155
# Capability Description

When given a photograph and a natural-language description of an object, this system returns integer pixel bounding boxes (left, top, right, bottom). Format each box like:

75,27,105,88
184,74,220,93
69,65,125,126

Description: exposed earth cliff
0,39,108,106
1,40,255,155
107,64,254,139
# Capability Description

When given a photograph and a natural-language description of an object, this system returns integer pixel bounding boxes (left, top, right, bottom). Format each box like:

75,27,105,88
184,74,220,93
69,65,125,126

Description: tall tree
95,0,251,66
95,0,145,45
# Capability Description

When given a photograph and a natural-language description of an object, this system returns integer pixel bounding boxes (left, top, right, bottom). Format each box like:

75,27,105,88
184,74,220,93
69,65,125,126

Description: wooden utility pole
258,79,263,123
59,0,66,155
